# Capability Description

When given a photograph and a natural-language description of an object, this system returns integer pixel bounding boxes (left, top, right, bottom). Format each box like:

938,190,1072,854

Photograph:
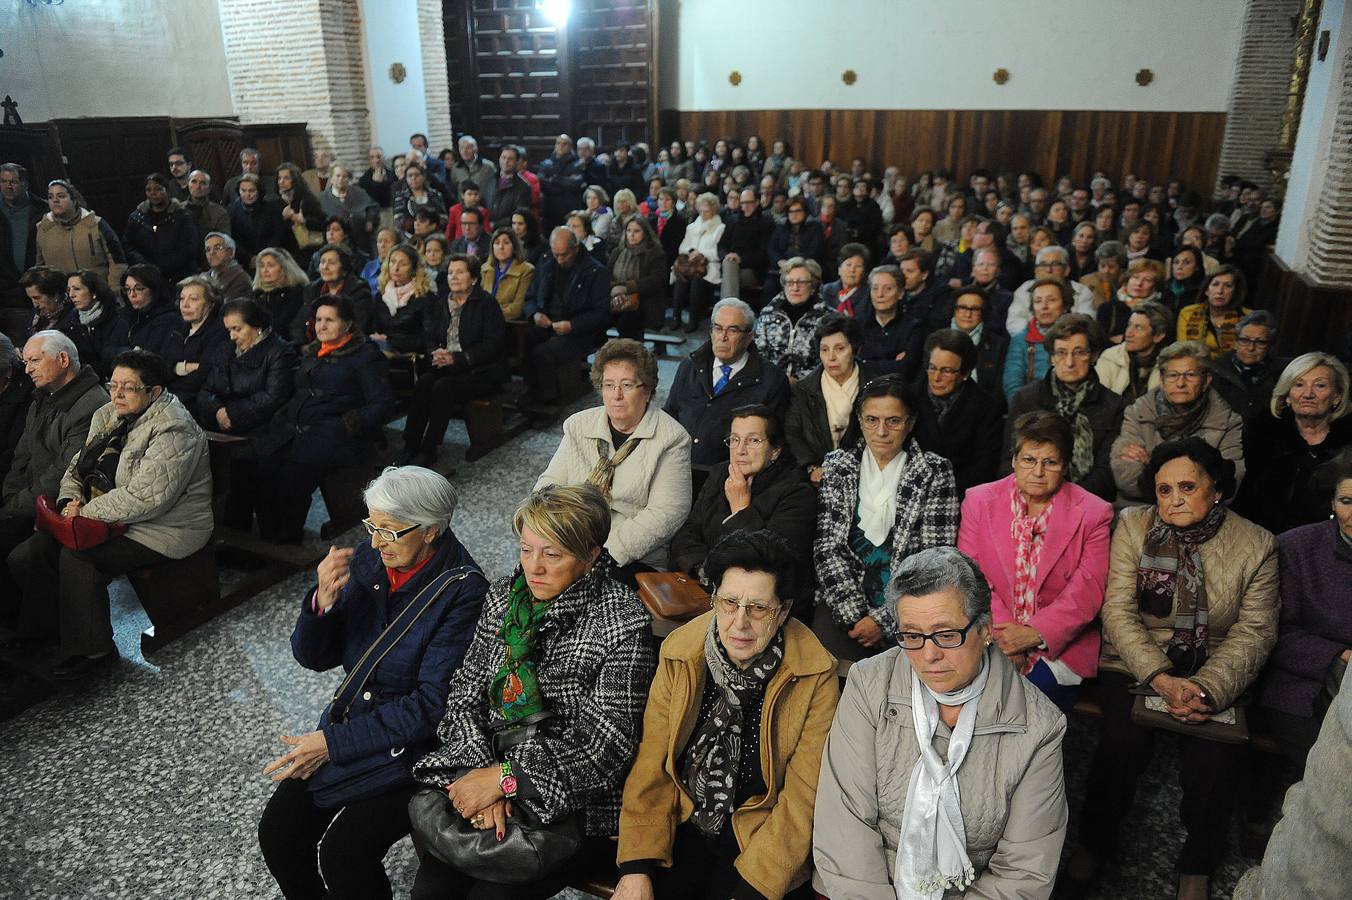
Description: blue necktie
713,364,733,395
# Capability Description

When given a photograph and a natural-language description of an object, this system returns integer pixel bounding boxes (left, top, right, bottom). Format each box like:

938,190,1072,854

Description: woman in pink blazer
958,409,1113,711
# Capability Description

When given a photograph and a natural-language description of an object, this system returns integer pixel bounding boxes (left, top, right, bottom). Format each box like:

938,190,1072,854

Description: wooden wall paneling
1261,252,1352,357
55,117,176,229
172,119,245,193
468,0,565,162
0,124,66,193
442,0,475,134
571,0,655,148
243,123,313,173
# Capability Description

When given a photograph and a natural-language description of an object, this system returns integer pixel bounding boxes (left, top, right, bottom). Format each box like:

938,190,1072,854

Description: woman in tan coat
478,226,535,320
614,530,839,900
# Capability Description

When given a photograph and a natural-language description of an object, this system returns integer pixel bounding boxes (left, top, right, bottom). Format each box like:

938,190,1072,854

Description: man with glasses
718,189,774,302
165,146,192,200
203,232,253,301
0,163,47,342
664,298,789,484
1211,310,1286,424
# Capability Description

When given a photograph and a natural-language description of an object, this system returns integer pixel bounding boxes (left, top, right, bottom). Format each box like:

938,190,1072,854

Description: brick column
418,0,455,151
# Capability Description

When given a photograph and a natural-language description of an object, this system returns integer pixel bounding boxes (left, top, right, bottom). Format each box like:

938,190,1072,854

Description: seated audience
649,187,688,270
228,173,286,271
478,226,535,320
960,411,1112,711
1211,309,1283,423
522,228,610,403
1006,245,1096,336
856,265,923,380
1237,352,1352,534
294,242,373,343
119,264,182,360
21,265,77,338
947,285,1010,388
1111,341,1245,506
317,163,380,248
1003,277,1070,401
764,197,823,303
616,529,837,900
371,242,436,354
34,178,125,282
398,254,507,465
813,546,1068,898
1177,266,1251,357
1096,258,1165,344
123,173,199,283
257,466,489,900
786,314,878,480
254,296,393,543
755,257,831,383
1094,299,1173,403
409,484,657,899
1066,439,1277,900
717,188,774,301
608,213,667,340
535,339,691,581
911,329,1004,496
449,206,487,263
812,376,959,661
247,247,308,341
306,217,371,281
820,242,870,317
203,232,254,301
1080,240,1126,308
671,193,725,333
164,275,229,412
362,226,398,295
566,208,608,265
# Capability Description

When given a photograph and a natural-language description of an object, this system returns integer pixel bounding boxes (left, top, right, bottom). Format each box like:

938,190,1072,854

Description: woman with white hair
813,546,1068,898
258,465,489,900
671,193,725,333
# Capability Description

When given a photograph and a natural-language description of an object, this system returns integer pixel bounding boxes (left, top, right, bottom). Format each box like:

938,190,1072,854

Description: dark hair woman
118,263,182,361
275,161,328,269
122,173,199,282
65,268,128,379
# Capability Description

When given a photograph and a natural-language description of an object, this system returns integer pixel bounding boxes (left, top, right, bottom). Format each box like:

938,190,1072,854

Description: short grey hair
1095,240,1127,264
711,297,755,330
1236,309,1277,340
888,547,992,630
1158,340,1212,373
189,169,211,184
1090,176,1111,191
28,329,79,367
577,136,595,150
205,231,236,253
458,135,478,150
363,465,459,533
1205,213,1231,233
240,147,261,161
694,192,721,213
1129,300,1175,342
1035,244,1069,266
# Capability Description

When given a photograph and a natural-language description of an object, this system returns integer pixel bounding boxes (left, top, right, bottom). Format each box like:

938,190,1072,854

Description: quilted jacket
413,559,657,837
1109,388,1245,505
814,439,959,635
59,390,212,559
754,294,831,383
1099,505,1279,711
813,646,1067,899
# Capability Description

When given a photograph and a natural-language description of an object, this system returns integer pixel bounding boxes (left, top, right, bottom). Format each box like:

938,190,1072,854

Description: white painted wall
1276,0,1348,272
0,0,234,120
667,0,1244,111
358,0,431,153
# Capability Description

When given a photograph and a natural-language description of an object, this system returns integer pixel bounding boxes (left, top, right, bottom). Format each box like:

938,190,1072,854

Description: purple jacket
1258,520,1352,718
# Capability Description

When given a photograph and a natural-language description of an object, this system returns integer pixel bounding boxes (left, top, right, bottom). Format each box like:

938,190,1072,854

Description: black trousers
1243,705,1324,824
403,366,500,452
258,777,418,900
257,457,326,545
672,276,713,326
524,327,592,402
222,458,263,532
410,834,614,900
1077,671,1245,875
0,514,42,634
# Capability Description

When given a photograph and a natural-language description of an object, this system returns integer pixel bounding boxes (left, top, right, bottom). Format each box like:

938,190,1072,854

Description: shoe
1176,874,1208,900
51,649,119,681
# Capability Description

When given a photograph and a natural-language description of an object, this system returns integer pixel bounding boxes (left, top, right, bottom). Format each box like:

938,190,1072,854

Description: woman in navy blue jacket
258,464,489,900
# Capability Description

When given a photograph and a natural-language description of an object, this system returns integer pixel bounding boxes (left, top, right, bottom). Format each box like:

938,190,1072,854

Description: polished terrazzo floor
0,352,1272,899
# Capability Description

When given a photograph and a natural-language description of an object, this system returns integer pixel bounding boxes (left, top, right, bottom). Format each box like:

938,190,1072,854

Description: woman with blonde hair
252,246,310,339
372,242,435,353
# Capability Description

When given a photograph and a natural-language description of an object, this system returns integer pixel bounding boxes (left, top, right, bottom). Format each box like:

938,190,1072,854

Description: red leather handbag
34,495,127,551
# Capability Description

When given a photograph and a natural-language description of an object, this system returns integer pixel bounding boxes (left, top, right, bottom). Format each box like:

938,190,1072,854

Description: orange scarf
317,333,354,357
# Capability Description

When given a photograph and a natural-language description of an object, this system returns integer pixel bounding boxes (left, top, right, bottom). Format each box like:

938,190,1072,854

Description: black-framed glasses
362,518,421,542
896,619,980,650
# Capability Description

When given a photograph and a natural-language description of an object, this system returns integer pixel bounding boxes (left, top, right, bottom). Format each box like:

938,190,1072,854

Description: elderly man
948,219,1021,291
0,163,47,341
1211,310,1286,423
955,245,1016,330
186,170,231,245
1006,245,1097,336
221,148,276,206
522,227,610,403
203,232,253,301
450,135,498,206
0,331,108,644
1025,186,1050,224
718,189,774,301
664,298,790,476
488,144,533,227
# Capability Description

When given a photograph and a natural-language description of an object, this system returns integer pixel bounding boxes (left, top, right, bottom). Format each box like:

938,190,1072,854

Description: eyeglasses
896,619,980,650
1052,348,1091,361
860,414,909,431
725,435,767,449
953,303,984,314
362,518,421,542
1161,370,1204,383
783,278,814,288
712,594,782,621
711,324,750,336
927,364,962,377
1015,454,1064,471
126,284,150,295
601,381,643,395
108,382,151,395
1235,336,1272,348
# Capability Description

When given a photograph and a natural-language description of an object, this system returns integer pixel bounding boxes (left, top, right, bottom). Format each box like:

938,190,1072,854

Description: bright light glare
541,0,572,26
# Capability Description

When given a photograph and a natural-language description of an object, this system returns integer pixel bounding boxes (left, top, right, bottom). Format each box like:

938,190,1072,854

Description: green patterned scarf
489,571,551,723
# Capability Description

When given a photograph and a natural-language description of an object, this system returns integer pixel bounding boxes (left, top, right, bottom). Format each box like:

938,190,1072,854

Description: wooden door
570,0,655,148
55,117,176,228
172,119,245,192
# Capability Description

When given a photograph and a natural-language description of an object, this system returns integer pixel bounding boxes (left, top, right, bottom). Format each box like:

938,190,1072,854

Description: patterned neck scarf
1152,387,1210,441
1050,373,1095,483
489,572,552,723
680,617,784,837
1137,505,1226,675
1010,483,1054,675
587,434,642,499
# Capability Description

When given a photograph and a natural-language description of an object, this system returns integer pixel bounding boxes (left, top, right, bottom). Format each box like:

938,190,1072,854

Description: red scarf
317,333,354,357
387,550,436,593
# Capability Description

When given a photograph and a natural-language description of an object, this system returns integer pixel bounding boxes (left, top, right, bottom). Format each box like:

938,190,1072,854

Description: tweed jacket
1100,506,1279,711
413,560,657,837
59,391,212,560
536,403,692,569
617,613,840,899
1109,388,1245,505
754,295,832,382
814,440,960,634
813,646,1067,900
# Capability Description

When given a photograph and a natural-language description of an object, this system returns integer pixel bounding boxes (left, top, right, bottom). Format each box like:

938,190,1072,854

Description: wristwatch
499,760,518,799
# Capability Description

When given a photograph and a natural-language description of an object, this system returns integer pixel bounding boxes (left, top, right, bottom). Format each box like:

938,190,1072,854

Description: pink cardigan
958,473,1113,678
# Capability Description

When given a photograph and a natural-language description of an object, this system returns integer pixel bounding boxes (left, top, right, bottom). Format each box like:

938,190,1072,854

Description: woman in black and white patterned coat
410,484,657,900
811,375,960,663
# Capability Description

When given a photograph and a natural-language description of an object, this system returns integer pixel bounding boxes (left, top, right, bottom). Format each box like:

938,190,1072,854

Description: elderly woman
1096,257,1165,344
1111,340,1245,506
536,339,691,584
1002,277,1069,401
1079,239,1126,308
786,314,880,482
960,412,1112,712
814,547,1068,898
1236,352,1352,534
671,193,725,333
479,226,535,320
371,242,436,354
1094,299,1173,403
294,241,374,343
608,213,668,340
755,257,831,383
820,242,871,317
585,185,615,242
566,209,608,265
362,226,399,295
164,274,229,411
66,269,128,379
1065,439,1278,900
911,329,1005,497
39,349,212,680
614,530,838,900
1176,266,1251,357
257,466,489,900
393,162,448,237
318,163,380,247
409,484,657,899
119,264,183,361
252,246,310,340
812,376,960,662
398,254,507,466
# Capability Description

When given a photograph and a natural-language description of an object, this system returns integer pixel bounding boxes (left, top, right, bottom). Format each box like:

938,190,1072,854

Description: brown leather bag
674,252,708,281
635,571,711,622
609,284,640,313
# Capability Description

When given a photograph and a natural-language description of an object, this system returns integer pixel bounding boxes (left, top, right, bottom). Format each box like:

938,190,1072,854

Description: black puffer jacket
121,299,183,362
373,288,435,354
227,198,287,269
785,363,883,469
163,315,230,412
291,275,376,344
198,331,298,440
123,199,200,283
254,286,306,342
910,380,1006,498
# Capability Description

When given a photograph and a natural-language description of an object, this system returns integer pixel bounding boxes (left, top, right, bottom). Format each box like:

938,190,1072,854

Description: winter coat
856,309,925,381
185,197,232,244
1100,505,1277,711
253,285,306,342
59,391,212,560
524,252,612,346
1093,341,1161,398
34,209,126,283
487,173,533,227
662,342,790,468
450,157,498,206
227,198,287,268
1210,351,1284,424
754,295,831,382
539,152,586,225
198,331,297,439
1109,388,1245,505
67,303,130,379
1176,303,1252,357
1003,372,1124,503
478,258,535,321
767,220,825,274
0,192,46,308
617,612,840,900
318,185,380,237
120,299,182,362
1,366,108,517
675,214,725,286
208,260,255,302
122,199,200,283
813,646,1067,899
421,287,509,387
959,474,1113,678
372,286,434,355
785,363,883,469
163,314,229,411
815,440,960,636
1006,278,1096,336
413,559,657,837
911,380,1006,498
650,212,688,268
718,209,774,275
291,275,376,344
1235,410,1352,536
1002,326,1052,401
0,367,30,485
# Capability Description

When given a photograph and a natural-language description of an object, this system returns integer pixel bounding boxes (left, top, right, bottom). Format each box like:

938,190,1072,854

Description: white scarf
858,446,906,546
820,365,860,449
382,279,416,316
896,648,991,900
